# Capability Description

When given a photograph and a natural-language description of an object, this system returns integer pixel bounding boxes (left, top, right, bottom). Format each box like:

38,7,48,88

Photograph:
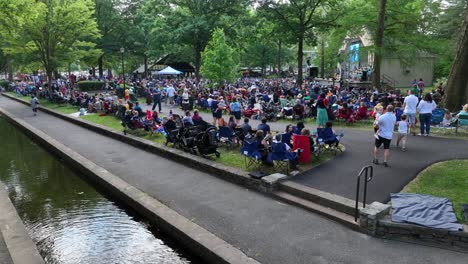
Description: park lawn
80,114,124,131
402,160,468,222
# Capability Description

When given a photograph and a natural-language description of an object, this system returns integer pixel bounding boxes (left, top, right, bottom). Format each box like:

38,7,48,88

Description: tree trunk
297,35,304,86
7,55,13,81
320,38,325,79
444,9,468,111
144,55,148,79
194,49,201,82
98,54,104,78
277,40,282,76
372,0,387,91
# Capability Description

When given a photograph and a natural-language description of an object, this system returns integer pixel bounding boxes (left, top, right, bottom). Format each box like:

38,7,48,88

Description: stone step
278,181,360,216
273,191,361,232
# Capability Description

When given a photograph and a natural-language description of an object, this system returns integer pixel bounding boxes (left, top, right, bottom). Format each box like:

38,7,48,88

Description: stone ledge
0,181,45,264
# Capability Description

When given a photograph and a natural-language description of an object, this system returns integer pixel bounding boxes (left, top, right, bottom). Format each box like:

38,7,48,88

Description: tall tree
200,28,238,85
3,0,100,84
372,0,387,90
260,0,341,86
444,7,468,111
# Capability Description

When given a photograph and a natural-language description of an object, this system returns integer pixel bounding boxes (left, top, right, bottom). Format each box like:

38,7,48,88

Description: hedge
77,81,105,91
0,80,10,89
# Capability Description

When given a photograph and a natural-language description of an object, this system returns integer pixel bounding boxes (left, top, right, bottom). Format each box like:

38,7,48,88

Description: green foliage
201,29,239,84
0,80,9,89
77,81,105,91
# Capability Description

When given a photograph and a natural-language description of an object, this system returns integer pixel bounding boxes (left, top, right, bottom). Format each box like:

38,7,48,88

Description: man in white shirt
373,105,397,167
166,85,176,106
403,90,419,136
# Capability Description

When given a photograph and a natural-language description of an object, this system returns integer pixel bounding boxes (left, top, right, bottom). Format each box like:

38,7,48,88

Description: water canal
0,117,197,264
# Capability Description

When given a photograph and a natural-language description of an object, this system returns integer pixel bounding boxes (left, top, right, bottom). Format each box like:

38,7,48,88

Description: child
442,110,452,127
31,95,39,116
373,105,383,139
396,114,409,151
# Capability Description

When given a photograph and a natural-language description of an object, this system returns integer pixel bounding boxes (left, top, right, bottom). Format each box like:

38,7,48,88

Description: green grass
81,114,124,131
5,92,79,114
402,160,468,222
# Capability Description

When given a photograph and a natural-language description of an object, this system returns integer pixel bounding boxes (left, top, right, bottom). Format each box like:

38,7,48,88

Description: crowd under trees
0,0,467,110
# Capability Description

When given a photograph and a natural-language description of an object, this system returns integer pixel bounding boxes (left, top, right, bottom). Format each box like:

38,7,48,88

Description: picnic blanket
391,193,463,231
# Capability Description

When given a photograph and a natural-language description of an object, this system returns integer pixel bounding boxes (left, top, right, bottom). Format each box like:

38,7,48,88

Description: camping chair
240,140,262,171
456,113,468,134
430,108,445,126
316,128,343,156
218,126,237,148
268,142,297,175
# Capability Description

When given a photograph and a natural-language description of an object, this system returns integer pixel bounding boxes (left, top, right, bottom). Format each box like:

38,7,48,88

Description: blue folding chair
316,128,343,156
267,142,297,174
430,108,445,125
240,140,262,170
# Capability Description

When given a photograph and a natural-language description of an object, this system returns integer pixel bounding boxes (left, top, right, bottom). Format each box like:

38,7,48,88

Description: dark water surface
0,117,195,264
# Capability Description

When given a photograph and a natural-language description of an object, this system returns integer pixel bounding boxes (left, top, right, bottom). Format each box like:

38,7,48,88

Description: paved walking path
0,232,13,264
1,96,467,263
149,103,468,203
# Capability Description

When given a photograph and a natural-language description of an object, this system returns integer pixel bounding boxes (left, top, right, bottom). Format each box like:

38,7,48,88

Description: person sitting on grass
192,109,203,121
182,111,194,126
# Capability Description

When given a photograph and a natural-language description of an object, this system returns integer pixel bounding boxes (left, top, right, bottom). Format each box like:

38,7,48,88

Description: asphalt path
1,96,468,263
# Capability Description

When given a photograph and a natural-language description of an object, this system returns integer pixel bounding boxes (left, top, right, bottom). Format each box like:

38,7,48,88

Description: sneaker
383,162,390,167
424,134,429,137
417,133,423,136
373,159,379,165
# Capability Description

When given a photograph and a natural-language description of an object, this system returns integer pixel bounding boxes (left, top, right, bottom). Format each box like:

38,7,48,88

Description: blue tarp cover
391,193,463,231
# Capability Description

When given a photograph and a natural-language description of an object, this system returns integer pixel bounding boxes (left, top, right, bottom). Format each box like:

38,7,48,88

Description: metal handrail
354,165,374,221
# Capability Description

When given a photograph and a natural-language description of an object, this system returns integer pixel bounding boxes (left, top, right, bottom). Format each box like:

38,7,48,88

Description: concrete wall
381,57,435,88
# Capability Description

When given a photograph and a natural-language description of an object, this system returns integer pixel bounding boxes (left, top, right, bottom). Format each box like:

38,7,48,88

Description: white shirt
166,86,176,97
403,95,419,114
417,100,436,114
378,112,397,140
398,120,409,134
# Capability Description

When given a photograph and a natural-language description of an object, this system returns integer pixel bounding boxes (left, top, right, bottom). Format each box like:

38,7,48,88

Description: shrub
0,80,10,89
77,81,105,91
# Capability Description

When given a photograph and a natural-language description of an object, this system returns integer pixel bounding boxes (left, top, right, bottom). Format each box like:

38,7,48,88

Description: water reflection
0,118,193,264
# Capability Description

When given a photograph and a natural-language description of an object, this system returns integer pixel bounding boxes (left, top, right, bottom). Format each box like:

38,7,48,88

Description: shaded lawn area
81,114,124,131
402,160,468,222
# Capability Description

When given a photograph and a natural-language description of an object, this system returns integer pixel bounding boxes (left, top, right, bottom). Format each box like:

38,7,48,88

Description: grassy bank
403,160,468,222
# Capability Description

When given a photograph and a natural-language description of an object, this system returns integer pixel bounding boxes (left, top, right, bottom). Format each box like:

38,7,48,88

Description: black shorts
375,136,391,149
232,111,241,120
212,110,222,119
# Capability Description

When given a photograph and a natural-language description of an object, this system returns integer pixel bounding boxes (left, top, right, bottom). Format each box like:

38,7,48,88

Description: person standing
31,95,39,116
166,84,176,106
396,114,409,151
373,105,397,167
417,93,437,136
152,86,162,113
403,89,419,136
229,97,242,125
316,93,328,128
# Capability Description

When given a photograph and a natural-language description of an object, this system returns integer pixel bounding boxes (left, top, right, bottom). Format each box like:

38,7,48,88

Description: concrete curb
0,182,45,264
2,93,267,191
0,106,260,264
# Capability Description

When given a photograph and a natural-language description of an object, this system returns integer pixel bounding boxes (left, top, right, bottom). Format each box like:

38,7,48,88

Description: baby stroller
163,118,182,147
196,126,220,158
179,125,204,154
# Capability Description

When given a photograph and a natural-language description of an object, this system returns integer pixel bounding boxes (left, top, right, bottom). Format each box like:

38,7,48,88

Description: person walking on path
166,85,176,106
417,93,437,136
31,95,39,116
373,105,397,167
403,89,419,136
229,97,242,125
152,86,162,113
396,114,409,151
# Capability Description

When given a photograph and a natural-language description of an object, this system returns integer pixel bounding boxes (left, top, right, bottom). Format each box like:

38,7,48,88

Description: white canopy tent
156,66,183,75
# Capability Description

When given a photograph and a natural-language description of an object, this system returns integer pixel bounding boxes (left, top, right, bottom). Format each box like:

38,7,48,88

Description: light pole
120,47,125,90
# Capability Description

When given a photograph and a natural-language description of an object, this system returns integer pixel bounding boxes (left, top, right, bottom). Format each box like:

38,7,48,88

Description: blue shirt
230,102,241,112
257,123,270,135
